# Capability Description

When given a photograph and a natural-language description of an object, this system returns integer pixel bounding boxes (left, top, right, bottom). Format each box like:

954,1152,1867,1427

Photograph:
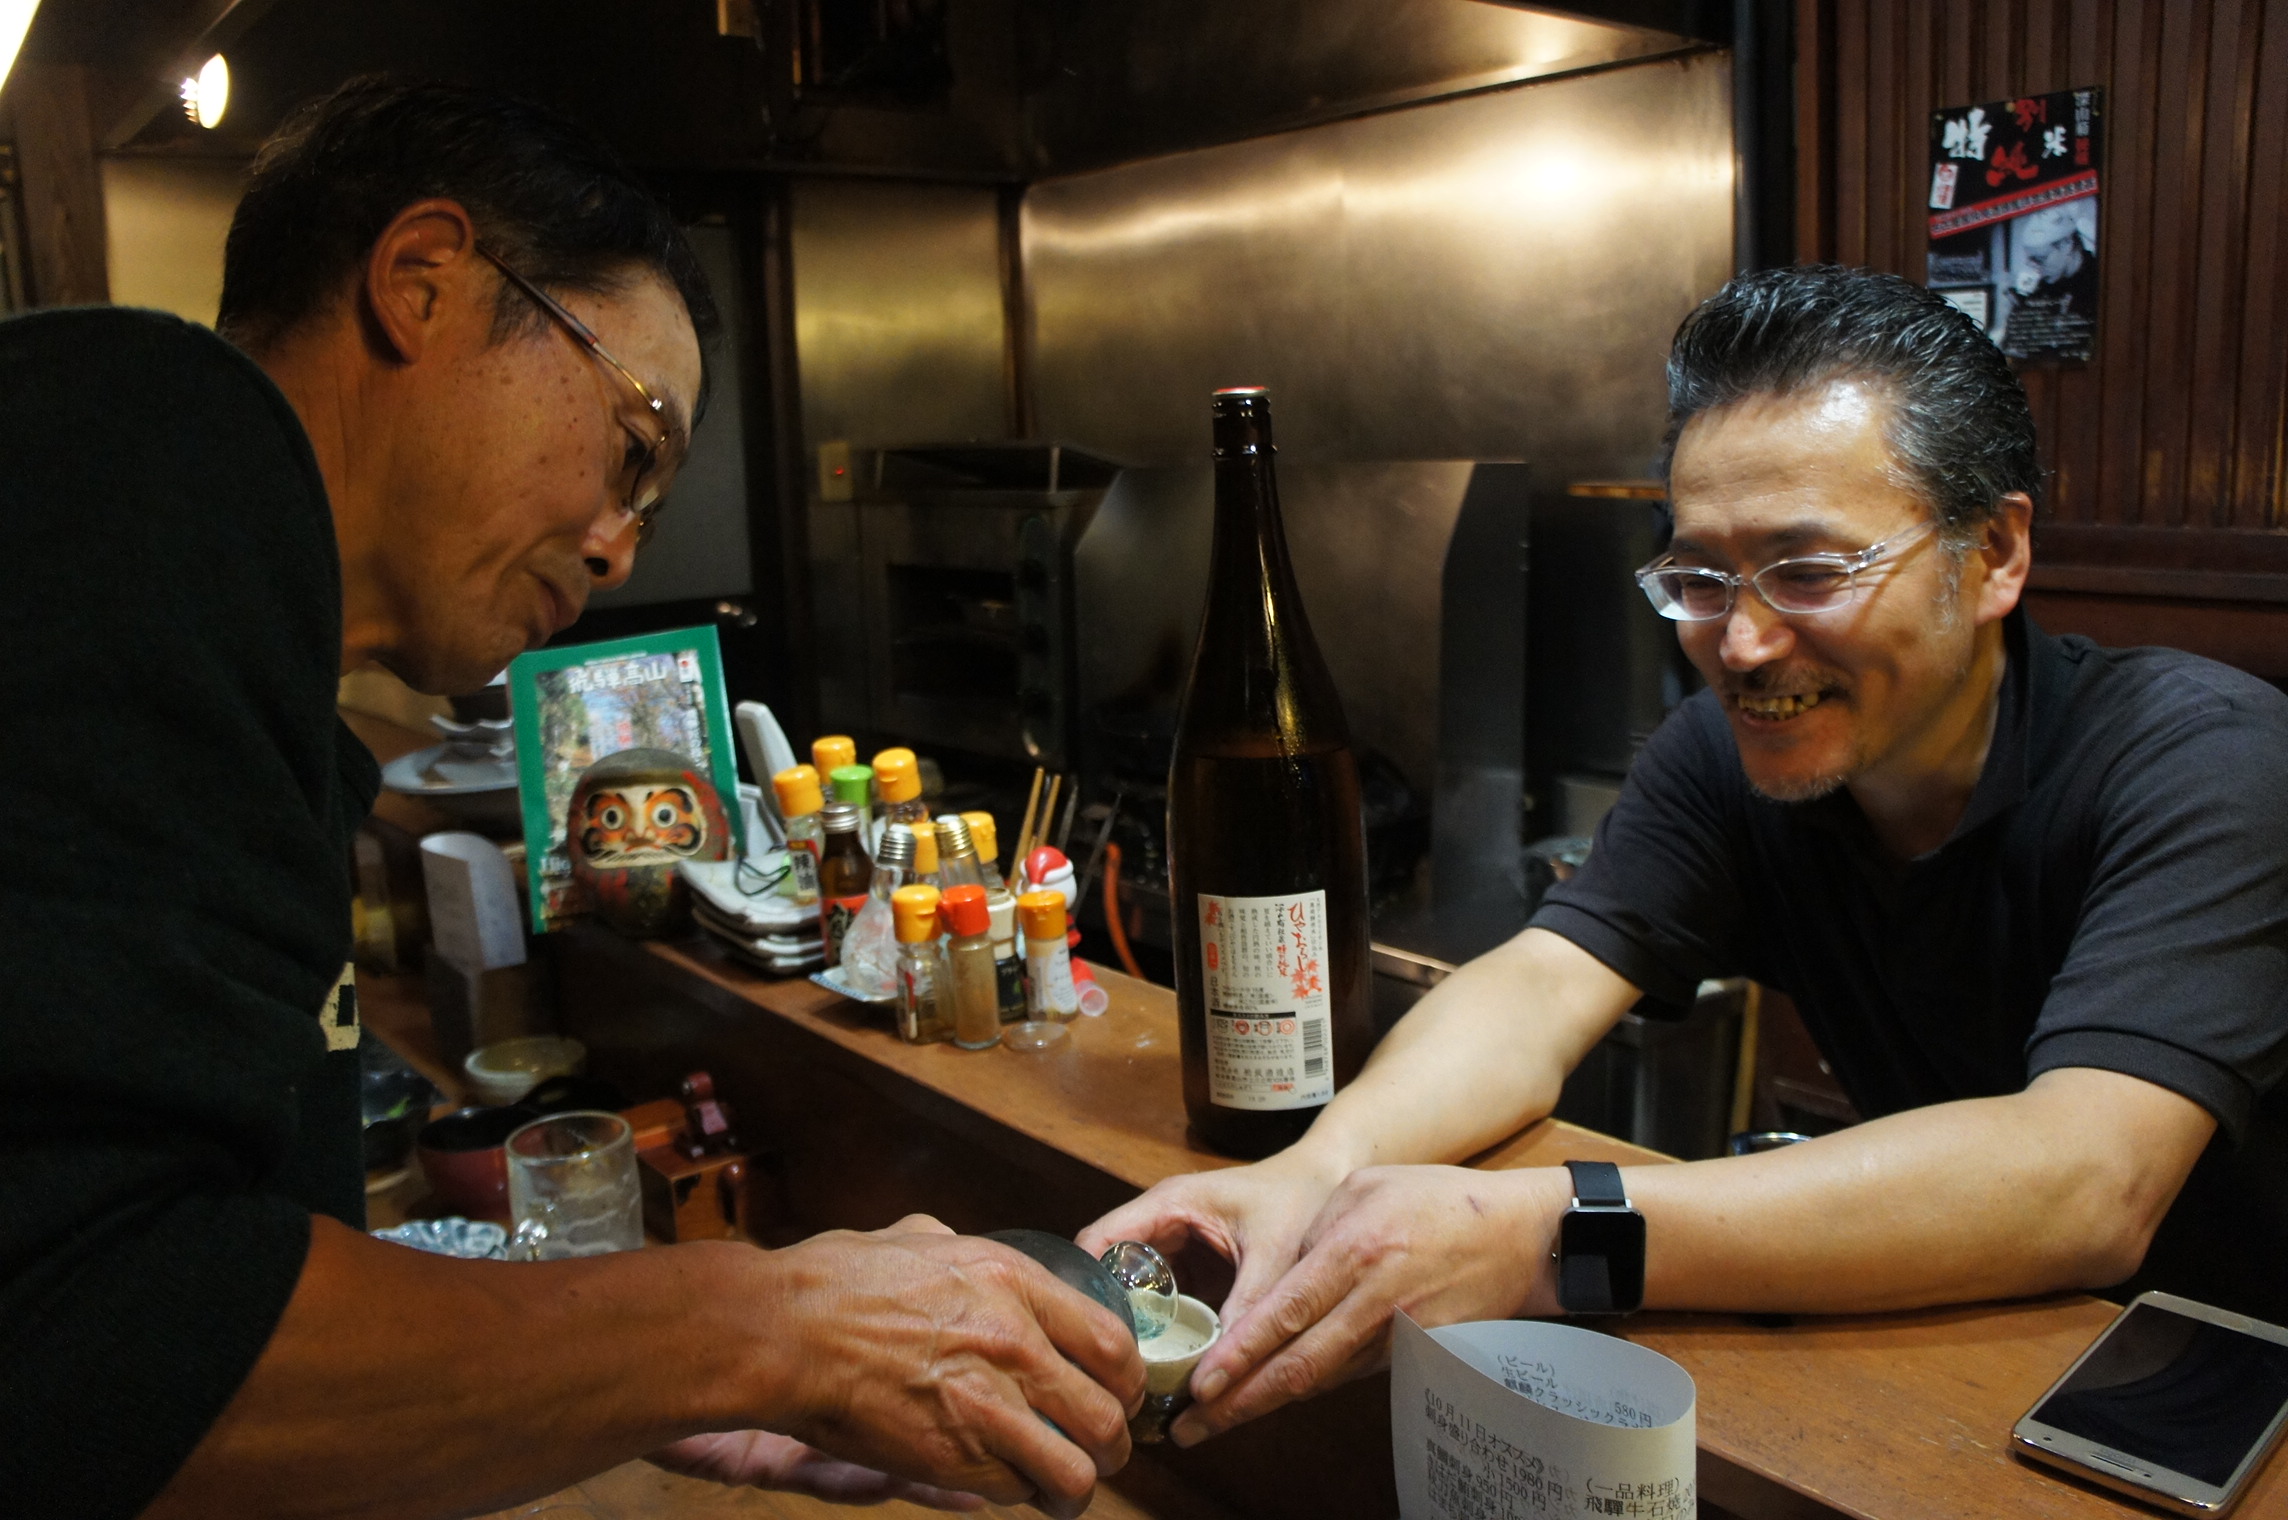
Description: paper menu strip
1392,1313,1696,1520
420,831,528,973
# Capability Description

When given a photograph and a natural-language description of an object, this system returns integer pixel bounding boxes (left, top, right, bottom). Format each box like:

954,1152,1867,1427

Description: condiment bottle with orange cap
811,734,856,775
1019,890,1080,1020
892,884,950,1045
940,885,1000,1050
771,765,824,904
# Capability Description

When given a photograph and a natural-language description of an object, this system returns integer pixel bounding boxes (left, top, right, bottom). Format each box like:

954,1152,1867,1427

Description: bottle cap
939,884,990,937
1210,387,1273,454
818,801,863,835
961,811,999,867
876,823,916,869
1018,890,1067,941
872,747,922,804
829,764,873,807
911,823,940,876
1069,957,1111,1016
892,884,941,943
934,814,977,859
771,765,824,819
812,735,856,773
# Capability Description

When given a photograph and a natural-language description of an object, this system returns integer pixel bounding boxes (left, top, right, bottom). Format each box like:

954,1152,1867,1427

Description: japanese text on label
1198,890,1332,1111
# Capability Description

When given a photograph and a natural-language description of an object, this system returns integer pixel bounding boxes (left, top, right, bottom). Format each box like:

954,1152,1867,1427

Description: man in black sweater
0,80,1138,1520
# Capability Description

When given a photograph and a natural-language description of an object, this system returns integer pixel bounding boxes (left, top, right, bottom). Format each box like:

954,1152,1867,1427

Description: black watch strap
1565,1159,1627,1208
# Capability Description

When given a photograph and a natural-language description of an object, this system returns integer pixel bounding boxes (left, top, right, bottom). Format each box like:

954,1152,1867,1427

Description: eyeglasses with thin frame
476,243,684,547
1634,518,1941,622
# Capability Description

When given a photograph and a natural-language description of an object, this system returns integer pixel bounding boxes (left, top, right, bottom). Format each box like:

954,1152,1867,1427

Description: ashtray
809,964,897,1006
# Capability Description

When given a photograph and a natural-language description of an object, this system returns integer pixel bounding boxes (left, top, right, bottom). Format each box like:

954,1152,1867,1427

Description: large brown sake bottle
1168,387,1373,1159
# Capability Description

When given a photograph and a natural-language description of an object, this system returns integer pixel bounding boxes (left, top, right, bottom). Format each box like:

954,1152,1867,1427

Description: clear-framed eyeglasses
1634,518,1940,622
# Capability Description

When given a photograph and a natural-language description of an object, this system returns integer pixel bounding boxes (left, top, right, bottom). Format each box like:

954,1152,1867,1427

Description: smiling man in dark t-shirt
0,79,1138,1520
1083,265,2287,1446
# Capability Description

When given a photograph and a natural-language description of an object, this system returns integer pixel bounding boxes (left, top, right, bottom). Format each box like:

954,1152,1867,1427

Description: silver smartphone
2013,1291,2288,1515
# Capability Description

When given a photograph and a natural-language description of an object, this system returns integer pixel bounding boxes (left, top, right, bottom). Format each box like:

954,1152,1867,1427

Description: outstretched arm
1080,929,1636,1356
142,1215,1143,1520
1169,1064,2214,1444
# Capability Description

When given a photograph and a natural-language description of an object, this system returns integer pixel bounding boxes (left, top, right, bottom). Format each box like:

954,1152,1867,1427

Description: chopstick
1036,775,1064,861
1013,768,1045,873
1054,778,1080,853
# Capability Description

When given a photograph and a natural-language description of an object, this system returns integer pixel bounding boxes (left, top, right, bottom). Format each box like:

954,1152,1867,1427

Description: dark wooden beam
9,62,107,305
1471,0,1734,44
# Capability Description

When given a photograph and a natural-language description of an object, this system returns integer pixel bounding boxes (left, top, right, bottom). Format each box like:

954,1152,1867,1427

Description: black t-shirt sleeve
0,310,365,1518
2025,694,2288,1142
1527,694,1747,1008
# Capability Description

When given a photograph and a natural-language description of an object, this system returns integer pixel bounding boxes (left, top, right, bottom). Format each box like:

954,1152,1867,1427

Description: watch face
1559,1208,1646,1314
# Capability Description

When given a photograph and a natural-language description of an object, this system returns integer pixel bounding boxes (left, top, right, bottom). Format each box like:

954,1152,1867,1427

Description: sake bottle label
1197,890,1334,1110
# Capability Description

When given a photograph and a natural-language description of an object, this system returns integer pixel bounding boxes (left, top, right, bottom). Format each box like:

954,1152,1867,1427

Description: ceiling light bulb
181,52,228,129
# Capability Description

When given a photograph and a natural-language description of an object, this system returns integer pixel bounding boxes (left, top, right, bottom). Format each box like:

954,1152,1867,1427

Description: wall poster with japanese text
1927,89,2103,362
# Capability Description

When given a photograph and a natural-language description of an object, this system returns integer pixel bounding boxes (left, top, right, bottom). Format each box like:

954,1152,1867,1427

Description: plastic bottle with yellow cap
811,735,856,775
961,811,1008,892
1019,890,1081,1020
954,811,1025,1022
771,765,825,904
891,884,950,1045
1001,888,1072,1050
910,818,940,886
872,748,931,830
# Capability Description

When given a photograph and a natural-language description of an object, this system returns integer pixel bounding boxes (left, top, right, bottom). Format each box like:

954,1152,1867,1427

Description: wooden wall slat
2232,3,2288,529
2022,0,2057,92
2056,0,2114,524
1985,1,2019,100
1834,0,1871,263
2092,0,2148,525
1937,0,1974,118
1797,0,1835,262
1885,1,1919,274
1799,0,2288,606
2140,0,2212,528
2186,0,2262,528
1862,0,1896,269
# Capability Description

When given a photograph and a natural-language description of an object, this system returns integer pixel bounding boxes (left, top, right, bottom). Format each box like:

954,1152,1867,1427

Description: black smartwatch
1553,1159,1645,1315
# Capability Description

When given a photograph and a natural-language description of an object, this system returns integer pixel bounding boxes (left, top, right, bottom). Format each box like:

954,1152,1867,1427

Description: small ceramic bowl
1131,1295,1223,1444
415,1104,537,1219
463,1035,586,1106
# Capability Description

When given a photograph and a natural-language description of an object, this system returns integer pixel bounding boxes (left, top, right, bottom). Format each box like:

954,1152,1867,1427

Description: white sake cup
1132,1294,1222,1442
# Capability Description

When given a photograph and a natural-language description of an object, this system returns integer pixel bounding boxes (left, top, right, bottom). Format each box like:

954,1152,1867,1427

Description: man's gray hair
1662,265,2041,544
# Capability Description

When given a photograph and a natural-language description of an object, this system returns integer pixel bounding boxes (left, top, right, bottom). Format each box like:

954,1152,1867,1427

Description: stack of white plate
680,857,823,974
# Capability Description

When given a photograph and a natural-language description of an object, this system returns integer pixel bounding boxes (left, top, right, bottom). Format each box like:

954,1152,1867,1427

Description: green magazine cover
508,625,742,932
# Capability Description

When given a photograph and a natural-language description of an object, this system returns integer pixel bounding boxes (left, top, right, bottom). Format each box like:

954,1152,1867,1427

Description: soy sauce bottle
1167,387,1372,1159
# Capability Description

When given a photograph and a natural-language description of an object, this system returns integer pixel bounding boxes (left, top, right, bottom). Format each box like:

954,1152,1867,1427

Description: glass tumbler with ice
506,1111,644,1259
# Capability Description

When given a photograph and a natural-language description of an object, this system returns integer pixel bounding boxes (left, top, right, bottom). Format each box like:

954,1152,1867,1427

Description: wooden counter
552,926,2286,1520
